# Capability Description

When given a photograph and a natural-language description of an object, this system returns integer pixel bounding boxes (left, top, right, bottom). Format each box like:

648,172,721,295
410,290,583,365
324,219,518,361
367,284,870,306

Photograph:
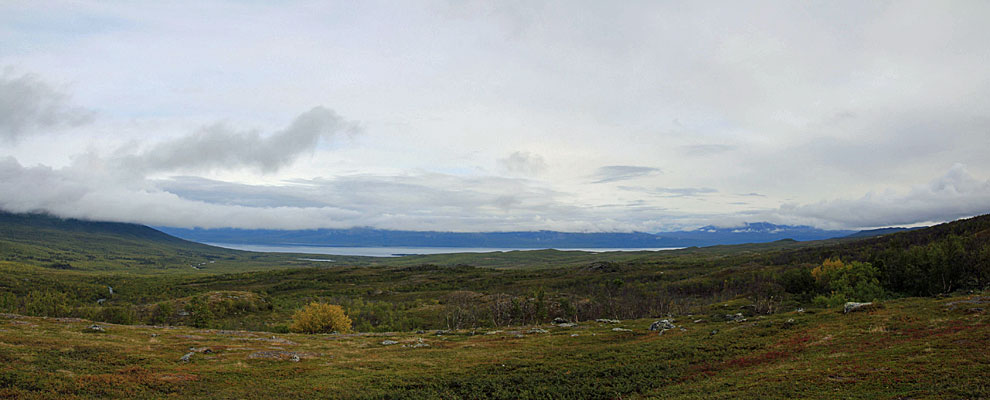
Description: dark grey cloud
590,165,661,183
620,186,718,198
497,151,547,176
0,71,93,142
122,106,358,173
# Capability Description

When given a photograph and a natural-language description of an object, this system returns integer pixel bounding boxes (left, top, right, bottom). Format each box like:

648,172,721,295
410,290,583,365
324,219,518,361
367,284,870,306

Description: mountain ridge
155,222,863,248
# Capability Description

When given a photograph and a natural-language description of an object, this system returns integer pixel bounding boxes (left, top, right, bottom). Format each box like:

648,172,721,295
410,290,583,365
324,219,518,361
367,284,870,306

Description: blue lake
206,243,682,257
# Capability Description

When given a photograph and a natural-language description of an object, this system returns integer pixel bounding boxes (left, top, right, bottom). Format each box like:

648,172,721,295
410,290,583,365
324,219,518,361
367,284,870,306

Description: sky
1,0,989,232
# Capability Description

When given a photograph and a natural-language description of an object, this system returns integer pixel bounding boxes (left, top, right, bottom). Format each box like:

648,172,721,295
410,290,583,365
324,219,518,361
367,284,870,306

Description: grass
0,293,986,399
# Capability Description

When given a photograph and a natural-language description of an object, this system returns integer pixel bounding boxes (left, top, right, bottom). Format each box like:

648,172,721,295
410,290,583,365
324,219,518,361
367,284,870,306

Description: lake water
206,243,682,257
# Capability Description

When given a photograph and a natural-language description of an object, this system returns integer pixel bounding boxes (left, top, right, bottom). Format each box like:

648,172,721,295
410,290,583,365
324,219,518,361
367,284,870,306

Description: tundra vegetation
0,211,987,398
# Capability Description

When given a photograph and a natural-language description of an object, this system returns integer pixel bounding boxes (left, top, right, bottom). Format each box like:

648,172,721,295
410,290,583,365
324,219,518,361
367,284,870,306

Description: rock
784,318,796,327
709,329,719,336
843,302,875,314
556,323,577,328
247,351,315,361
725,313,746,322
595,318,621,324
179,352,194,362
552,317,569,324
693,319,705,323
403,338,430,348
290,354,301,362
612,328,632,332
381,340,399,345
570,334,579,337
87,324,105,332
527,328,549,334
484,330,502,335
649,319,676,331
189,347,213,353
435,330,449,336
416,330,426,334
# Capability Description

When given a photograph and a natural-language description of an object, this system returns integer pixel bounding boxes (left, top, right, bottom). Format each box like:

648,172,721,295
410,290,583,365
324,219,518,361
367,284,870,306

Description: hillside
0,213,988,398
0,212,378,274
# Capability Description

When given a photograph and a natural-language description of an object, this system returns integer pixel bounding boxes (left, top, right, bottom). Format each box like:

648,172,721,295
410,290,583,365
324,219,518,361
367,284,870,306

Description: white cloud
590,166,662,184
118,106,358,174
497,151,547,176
774,164,990,229
1,2,989,232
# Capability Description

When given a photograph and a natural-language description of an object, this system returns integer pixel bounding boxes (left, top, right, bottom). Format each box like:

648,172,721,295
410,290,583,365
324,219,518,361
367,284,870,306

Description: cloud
680,144,736,156
120,106,358,173
774,164,990,228
590,166,661,183
497,151,547,176
620,186,718,198
0,70,93,142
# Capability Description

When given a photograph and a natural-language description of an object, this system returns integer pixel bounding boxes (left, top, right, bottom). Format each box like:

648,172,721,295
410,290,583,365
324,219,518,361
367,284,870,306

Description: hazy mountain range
156,223,911,249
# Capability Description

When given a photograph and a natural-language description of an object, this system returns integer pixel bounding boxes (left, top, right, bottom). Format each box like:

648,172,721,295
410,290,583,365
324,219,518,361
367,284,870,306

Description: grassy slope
0,293,986,399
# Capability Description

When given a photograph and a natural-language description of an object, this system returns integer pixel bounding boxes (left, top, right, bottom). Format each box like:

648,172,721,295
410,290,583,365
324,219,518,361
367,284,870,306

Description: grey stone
179,352,194,362
843,302,875,314
649,319,676,331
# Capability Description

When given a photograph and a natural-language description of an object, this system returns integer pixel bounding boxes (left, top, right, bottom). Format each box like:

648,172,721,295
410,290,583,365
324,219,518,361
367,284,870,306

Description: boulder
527,328,549,334
649,319,676,331
87,324,105,332
725,313,746,322
552,317,569,324
179,352,194,363
556,322,577,328
612,328,632,332
595,318,621,324
380,340,399,345
843,302,875,314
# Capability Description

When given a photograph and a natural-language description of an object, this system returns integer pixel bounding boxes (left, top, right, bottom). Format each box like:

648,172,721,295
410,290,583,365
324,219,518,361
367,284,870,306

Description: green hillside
0,212,987,398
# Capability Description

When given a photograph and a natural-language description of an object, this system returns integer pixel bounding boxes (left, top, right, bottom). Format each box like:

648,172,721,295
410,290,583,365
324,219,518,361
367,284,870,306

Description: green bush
811,258,883,307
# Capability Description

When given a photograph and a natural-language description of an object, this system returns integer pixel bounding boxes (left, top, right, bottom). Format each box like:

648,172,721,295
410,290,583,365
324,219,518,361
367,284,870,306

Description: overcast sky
1,1,989,232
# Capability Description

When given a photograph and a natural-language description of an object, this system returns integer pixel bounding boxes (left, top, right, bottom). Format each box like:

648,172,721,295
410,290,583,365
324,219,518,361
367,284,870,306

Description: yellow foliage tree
811,257,847,284
289,302,352,334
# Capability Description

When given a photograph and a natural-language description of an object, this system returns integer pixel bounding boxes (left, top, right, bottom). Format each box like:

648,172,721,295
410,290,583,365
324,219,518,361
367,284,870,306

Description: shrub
810,257,883,307
289,302,352,334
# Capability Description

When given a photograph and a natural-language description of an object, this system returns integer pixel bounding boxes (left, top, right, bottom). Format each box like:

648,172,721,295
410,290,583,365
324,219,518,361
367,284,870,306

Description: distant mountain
842,227,918,238
156,222,860,248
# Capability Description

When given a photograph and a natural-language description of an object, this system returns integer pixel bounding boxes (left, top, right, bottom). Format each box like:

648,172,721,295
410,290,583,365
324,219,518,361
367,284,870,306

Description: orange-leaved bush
289,302,352,334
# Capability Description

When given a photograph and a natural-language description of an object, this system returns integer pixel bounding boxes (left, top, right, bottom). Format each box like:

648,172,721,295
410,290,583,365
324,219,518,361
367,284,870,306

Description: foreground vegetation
1,212,988,398
0,292,986,399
